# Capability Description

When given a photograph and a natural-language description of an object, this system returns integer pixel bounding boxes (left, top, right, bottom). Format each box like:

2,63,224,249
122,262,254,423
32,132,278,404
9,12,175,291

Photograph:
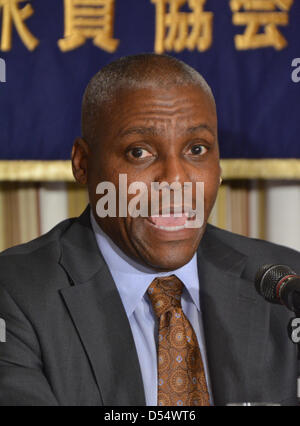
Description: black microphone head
255,264,296,303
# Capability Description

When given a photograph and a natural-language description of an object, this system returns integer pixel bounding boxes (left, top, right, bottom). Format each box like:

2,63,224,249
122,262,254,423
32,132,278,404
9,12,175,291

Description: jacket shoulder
0,217,75,293
0,217,74,258
205,224,300,274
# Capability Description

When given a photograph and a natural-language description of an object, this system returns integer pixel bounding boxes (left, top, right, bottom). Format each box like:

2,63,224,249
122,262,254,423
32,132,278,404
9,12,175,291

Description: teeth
152,224,186,231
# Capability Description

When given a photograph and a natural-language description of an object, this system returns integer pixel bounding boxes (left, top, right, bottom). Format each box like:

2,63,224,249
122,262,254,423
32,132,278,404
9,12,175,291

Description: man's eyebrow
119,126,163,138
118,124,215,138
186,124,215,137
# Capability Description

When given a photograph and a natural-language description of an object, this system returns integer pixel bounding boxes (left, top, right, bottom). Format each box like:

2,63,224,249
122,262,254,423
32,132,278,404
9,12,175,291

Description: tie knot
147,275,183,317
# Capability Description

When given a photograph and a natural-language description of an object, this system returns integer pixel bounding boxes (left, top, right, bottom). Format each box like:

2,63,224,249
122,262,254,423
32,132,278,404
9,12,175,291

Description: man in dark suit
0,54,299,406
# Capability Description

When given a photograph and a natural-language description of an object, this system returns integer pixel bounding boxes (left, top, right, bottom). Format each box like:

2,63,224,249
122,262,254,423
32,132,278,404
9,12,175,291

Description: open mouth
146,212,196,232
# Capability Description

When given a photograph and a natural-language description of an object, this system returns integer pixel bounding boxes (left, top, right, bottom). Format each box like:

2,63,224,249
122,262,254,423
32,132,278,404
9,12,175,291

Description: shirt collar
90,212,200,317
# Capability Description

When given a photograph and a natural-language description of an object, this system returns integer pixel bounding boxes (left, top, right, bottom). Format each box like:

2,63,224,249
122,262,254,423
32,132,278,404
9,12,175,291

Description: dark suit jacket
0,206,299,406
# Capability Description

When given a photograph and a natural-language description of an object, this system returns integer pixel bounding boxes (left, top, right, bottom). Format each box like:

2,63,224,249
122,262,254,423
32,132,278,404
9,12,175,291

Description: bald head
81,53,215,146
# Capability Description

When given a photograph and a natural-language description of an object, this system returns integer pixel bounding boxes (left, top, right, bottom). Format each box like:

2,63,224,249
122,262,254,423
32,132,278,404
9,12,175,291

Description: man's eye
188,144,208,156
128,147,152,159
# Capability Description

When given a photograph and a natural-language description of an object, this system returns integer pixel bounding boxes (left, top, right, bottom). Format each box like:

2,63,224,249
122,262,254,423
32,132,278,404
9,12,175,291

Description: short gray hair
81,53,215,145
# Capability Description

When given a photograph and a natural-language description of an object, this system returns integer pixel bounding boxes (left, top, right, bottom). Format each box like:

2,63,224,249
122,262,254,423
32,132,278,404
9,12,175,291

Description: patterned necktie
147,275,210,407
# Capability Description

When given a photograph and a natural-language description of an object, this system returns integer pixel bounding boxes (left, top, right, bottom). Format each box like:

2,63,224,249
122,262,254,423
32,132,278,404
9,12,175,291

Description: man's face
82,84,220,271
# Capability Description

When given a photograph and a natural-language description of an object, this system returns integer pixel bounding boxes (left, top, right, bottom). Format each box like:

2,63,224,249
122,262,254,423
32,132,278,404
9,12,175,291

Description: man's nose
154,154,190,185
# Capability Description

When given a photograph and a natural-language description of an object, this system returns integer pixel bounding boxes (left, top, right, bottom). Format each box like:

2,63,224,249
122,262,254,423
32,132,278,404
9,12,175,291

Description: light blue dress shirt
90,212,213,405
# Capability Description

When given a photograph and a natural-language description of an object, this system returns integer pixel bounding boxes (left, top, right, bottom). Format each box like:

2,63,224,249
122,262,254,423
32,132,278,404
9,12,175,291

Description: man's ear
71,138,90,185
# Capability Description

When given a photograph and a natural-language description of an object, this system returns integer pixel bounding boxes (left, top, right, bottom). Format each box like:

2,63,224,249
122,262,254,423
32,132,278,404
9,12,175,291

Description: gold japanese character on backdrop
230,0,294,50
151,0,213,54
0,0,39,51
58,0,119,52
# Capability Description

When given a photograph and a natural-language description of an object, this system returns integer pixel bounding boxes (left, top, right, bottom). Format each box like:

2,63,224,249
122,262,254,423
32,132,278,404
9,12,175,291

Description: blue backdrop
0,0,299,160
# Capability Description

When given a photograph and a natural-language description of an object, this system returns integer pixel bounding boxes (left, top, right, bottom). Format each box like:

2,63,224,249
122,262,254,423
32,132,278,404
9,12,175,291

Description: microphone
255,264,300,313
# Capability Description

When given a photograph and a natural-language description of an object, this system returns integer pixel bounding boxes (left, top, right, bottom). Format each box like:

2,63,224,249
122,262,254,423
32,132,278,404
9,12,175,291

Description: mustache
150,204,196,217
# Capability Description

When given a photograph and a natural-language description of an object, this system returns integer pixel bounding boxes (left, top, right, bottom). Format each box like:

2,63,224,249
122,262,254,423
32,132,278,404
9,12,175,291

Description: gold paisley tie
147,275,210,407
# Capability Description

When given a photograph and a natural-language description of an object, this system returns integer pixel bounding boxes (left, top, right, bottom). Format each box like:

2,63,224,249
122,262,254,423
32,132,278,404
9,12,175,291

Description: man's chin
139,247,198,272
129,218,206,271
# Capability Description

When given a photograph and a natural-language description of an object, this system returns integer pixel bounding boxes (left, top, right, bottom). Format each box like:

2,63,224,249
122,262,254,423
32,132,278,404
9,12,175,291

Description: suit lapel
59,207,146,406
198,226,270,405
